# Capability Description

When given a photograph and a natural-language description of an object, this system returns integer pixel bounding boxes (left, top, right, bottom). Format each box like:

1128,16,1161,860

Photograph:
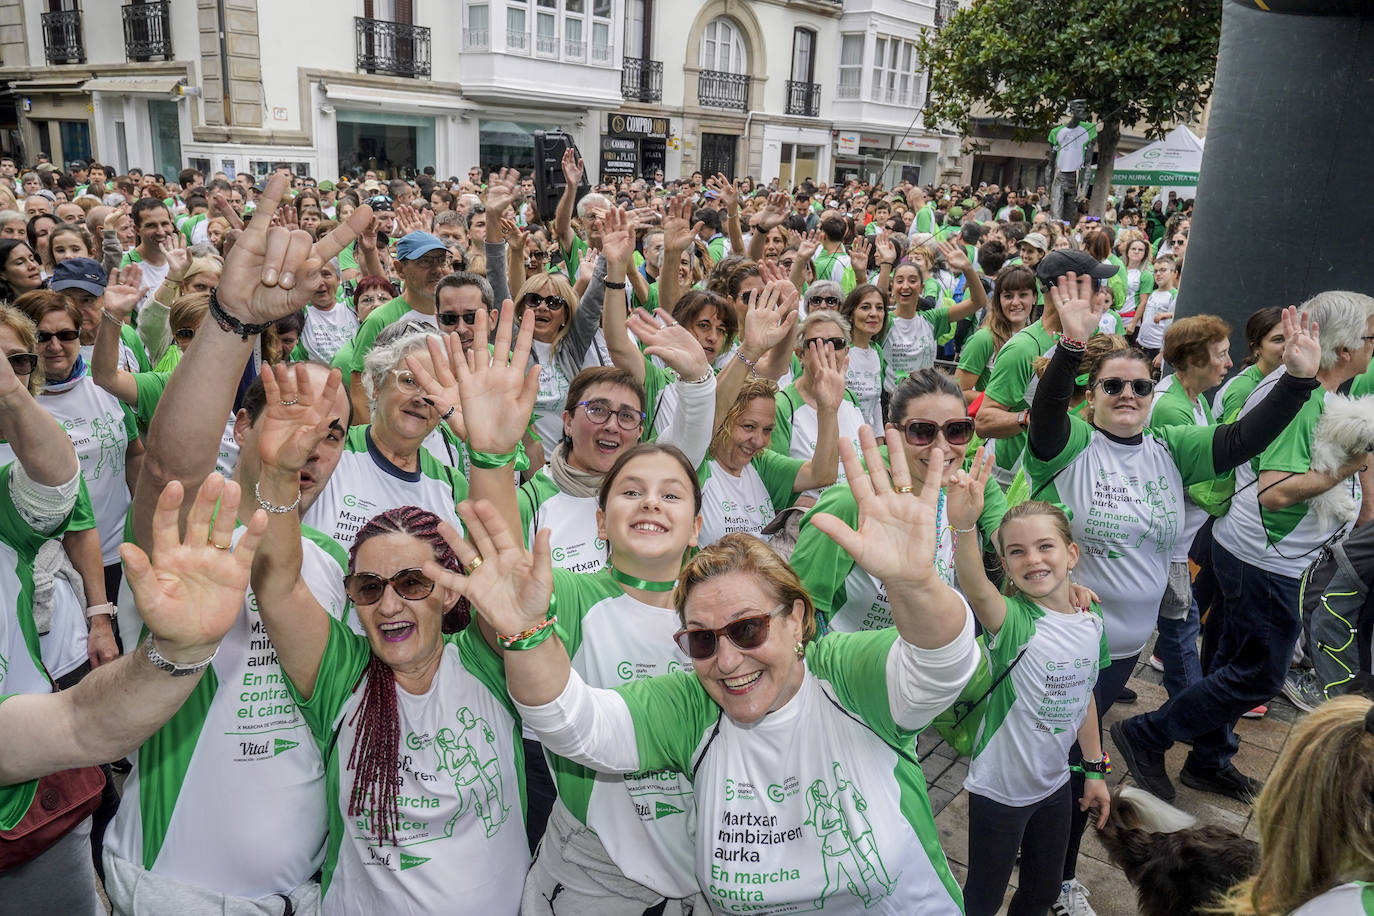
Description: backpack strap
690,710,725,780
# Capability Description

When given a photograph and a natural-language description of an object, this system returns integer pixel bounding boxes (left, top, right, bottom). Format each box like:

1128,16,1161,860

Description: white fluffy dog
1306,393,1374,531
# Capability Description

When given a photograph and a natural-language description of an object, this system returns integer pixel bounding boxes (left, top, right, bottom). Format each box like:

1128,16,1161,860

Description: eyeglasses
577,399,645,430
437,311,479,327
36,328,80,344
901,417,975,447
673,604,787,660
173,327,195,341
809,296,841,308
6,352,37,375
388,368,425,394
413,253,453,271
804,336,847,351
523,293,568,312
1095,377,1156,398
343,568,435,606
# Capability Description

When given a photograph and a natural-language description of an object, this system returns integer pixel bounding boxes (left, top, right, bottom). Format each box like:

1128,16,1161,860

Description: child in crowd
1132,257,1178,363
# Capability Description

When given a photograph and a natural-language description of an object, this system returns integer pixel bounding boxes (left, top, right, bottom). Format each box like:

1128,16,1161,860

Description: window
791,28,814,83
465,3,489,50
624,0,645,58
699,17,745,74
872,35,918,105
564,0,584,58
536,0,557,56
507,0,528,50
591,0,611,62
837,33,862,99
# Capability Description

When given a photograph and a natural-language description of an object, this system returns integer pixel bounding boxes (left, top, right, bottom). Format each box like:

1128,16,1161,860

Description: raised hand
797,228,822,261
811,342,847,412
209,191,245,231
101,263,145,321
661,195,702,252
1279,305,1321,379
161,234,191,284
850,237,872,275
119,475,267,662
874,233,896,267
217,171,372,325
809,427,944,588
561,147,585,186
424,503,553,637
938,239,972,274
709,173,740,212
576,247,600,285
751,191,792,231
628,307,711,380
257,363,345,475
498,214,524,247
395,204,424,237
1050,272,1103,342
945,446,992,532
741,282,798,355
485,168,520,219
599,206,635,271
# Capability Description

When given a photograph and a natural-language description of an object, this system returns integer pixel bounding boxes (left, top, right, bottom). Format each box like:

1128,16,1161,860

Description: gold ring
895,486,914,494
467,555,484,571
211,541,232,550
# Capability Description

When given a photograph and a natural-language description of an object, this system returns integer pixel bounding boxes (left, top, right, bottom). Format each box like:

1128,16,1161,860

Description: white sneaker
1053,878,1099,916
1148,654,1165,672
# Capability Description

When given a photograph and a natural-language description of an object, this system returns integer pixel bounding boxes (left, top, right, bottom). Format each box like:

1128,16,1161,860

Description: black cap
67,159,88,170
1035,249,1120,286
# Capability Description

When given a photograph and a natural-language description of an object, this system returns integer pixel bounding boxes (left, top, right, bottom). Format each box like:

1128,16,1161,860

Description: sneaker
1110,719,1176,801
1240,704,1268,719
1148,654,1165,672
1179,762,1263,802
1052,878,1099,916
1281,668,1324,713
1116,684,1139,704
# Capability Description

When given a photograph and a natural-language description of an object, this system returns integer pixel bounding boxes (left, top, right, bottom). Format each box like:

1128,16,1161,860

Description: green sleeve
119,324,152,372
752,448,805,511
1350,364,1374,398
132,371,171,431
977,472,1007,541
1255,398,1320,475
287,614,372,744
982,333,1038,410
615,671,722,773
920,305,953,342
807,629,914,742
1023,414,1094,483
956,328,994,380
338,241,358,272
561,236,589,278
1092,603,1111,670
791,485,861,623
349,313,386,375
986,596,1036,670
550,569,620,660
330,340,355,372
707,236,726,264
641,360,673,442
66,477,97,533
1154,424,1219,487
769,391,795,456
1148,384,1198,431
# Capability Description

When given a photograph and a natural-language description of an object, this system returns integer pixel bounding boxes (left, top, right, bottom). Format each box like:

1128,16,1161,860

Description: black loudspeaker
1177,0,1374,354
532,130,590,224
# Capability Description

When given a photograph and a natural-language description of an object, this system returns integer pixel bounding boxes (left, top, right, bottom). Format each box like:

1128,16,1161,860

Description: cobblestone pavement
922,640,1299,915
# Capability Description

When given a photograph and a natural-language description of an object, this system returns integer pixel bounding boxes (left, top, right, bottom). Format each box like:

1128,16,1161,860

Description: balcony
41,9,84,65
622,57,662,102
785,80,821,117
506,29,529,52
698,69,749,111
564,38,585,60
462,28,489,50
123,1,173,62
355,17,431,79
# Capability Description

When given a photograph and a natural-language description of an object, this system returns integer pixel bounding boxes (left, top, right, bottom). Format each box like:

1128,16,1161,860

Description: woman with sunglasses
1026,274,1320,893
515,270,611,449
792,369,1006,632
435,427,978,915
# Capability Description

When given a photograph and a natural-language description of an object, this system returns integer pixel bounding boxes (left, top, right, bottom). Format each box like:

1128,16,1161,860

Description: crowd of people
0,151,1371,916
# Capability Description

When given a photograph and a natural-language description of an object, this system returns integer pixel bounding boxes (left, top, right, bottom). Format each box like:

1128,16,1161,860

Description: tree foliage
919,0,1222,211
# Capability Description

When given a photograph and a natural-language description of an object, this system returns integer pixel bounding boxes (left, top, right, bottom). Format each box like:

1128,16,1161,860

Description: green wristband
500,618,559,651
469,447,520,469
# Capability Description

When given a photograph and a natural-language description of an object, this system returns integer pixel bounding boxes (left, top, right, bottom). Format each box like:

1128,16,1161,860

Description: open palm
257,363,343,474
425,502,553,636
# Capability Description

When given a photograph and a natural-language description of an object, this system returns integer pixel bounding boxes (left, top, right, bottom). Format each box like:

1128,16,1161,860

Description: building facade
0,0,955,185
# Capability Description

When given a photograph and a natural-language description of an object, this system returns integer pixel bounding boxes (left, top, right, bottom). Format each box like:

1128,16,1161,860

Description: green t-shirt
981,321,1058,479
1213,364,1266,423
348,295,424,375
956,327,997,392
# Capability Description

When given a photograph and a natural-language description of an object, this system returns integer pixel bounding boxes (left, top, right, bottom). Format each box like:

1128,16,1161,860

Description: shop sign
836,132,859,153
601,136,639,176
609,114,669,139
899,136,941,152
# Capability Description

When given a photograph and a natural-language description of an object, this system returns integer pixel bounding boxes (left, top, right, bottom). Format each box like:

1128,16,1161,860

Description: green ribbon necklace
607,564,677,592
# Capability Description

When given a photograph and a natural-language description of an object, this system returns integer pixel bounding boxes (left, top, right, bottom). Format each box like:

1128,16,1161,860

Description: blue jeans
1133,540,1301,771
1155,597,1203,699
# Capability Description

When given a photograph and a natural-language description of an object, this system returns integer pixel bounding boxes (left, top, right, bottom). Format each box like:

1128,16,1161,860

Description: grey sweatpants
0,815,103,916
103,847,320,916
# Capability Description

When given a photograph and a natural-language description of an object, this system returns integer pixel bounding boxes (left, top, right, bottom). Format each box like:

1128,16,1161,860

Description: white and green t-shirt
1212,364,1264,423
1213,373,1358,578
518,470,606,574
1024,415,1215,659
303,425,467,550
981,322,1059,486
551,568,699,897
846,344,885,430
105,525,350,898
81,323,149,375
614,629,970,913
292,616,527,914
697,451,804,548
964,596,1109,807
1149,379,1215,562
1291,882,1374,916
884,308,953,395
529,338,611,446
40,376,138,564
770,384,866,501
301,302,360,365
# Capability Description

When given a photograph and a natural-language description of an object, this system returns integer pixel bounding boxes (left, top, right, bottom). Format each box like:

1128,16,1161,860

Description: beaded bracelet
208,288,272,340
469,446,520,469
498,615,559,650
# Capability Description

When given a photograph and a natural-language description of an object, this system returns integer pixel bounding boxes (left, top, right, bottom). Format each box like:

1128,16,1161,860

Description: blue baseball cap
394,231,448,262
49,258,108,297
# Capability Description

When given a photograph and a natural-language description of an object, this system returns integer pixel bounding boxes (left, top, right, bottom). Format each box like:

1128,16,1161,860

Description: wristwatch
85,602,116,619
144,634,218,677
1017,409,1030,429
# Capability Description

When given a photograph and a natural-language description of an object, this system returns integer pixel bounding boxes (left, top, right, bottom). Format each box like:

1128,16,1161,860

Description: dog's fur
1095,787,1259,916
1307,393,1374,531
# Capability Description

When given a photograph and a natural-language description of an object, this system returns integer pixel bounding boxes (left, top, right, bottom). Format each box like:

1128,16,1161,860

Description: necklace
607,565,677,592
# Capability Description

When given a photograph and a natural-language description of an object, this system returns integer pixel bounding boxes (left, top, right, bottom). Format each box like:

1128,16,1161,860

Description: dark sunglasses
804,336,847,351
810,295,841,307
173,327,196,341
901,417,975,447
673,605,787,660
437,311,479,327
6,352,37,375
343,567,435,606
37,328,80,344
523,293,567,312
1095,377,1156,398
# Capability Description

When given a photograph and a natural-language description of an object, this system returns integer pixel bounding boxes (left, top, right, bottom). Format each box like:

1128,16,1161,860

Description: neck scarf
547,441,603,500
43,354,86,394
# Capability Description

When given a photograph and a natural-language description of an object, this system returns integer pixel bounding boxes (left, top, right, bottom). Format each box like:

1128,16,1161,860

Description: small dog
1307,393,1374,531
1095,787,1259,916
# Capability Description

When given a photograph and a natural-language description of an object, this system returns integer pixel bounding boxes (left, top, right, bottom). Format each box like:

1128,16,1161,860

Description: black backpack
1298,519,1374,701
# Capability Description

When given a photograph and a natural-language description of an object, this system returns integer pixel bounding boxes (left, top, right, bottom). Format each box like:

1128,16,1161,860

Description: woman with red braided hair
248,352,533,915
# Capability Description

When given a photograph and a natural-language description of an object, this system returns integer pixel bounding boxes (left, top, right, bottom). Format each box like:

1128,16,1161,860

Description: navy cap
394,231,447,261
49,257,108,296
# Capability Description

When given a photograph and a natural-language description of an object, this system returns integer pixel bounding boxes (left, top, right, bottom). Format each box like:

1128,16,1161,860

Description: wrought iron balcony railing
355,17,431,78
785,79,821,117
123,1,172,62
621,57,663,102
698,69,749,111
42,9,85,65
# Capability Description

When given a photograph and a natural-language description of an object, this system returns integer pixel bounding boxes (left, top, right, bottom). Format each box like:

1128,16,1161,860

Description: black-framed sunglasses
900,417,975,447
6,352,37,375
173,327,196,341
674,605,787,660
810,295,841,308
36,328,80,344
343,567,435,606
804,336,847,351
437,311,479,327
577,399,645,431
1095,377,1156,398
523,293,568,312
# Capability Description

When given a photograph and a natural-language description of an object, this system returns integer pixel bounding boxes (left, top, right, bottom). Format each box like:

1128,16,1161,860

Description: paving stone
926,784,956,819
1234,711,1293,752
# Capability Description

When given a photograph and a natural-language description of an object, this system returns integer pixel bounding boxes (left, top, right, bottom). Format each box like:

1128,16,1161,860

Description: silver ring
279,397,298,407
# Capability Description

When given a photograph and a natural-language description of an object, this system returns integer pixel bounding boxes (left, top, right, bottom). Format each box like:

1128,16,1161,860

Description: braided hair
344,505,469,846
